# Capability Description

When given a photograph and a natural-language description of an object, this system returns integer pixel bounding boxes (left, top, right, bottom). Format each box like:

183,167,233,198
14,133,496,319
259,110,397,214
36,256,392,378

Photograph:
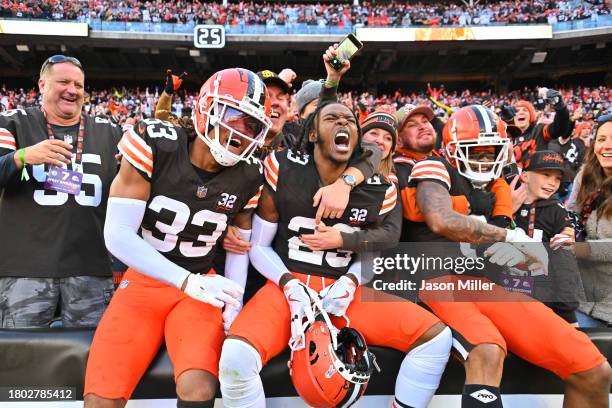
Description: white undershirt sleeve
352,252,380,285
249,214,290,286
104,197,190,289
224,228,251,297
347,256,363,285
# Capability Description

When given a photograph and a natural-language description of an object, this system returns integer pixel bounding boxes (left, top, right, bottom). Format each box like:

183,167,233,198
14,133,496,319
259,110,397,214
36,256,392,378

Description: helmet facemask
446,134,509,187
333,325,377,383
289,293,379,407
299,296,378,383
194,75,271,166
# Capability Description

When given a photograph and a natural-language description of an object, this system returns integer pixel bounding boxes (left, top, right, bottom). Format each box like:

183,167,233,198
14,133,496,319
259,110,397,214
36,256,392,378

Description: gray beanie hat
296,79,324,114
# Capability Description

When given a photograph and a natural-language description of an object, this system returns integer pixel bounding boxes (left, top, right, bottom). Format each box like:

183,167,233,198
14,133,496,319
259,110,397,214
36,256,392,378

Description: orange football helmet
289,301,378,408
443,105,510,186
194,68,272,166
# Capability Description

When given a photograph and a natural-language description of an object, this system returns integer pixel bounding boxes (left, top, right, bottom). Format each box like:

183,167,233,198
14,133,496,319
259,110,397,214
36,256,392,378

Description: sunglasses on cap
596,113,612,124
42,55,83,72
592,113,612,136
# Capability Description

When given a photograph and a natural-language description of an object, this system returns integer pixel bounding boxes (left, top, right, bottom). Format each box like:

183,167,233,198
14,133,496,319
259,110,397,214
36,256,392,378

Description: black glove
500,105,516,123
164,69,174,94
546,89,565,110
468,189,496,219
490,215,511,228
163,70,187,95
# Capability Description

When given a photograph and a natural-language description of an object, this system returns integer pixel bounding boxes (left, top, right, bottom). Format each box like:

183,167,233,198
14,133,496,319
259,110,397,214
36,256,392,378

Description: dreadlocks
296,100,368,163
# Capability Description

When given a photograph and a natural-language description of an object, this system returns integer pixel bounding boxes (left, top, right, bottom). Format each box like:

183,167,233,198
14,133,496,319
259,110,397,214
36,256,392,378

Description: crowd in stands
2,83,608,132
1,0,608,27
2,49,612,407
340,84,610,121
0,85,193,124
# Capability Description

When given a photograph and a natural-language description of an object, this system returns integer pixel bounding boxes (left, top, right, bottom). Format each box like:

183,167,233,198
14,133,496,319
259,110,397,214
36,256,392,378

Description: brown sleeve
319,83,338,104
340,198,402,252
348,141,381,181
154,91,173,119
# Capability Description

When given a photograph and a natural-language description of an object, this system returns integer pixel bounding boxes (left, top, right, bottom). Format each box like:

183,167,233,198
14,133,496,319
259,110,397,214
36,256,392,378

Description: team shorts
0,276,113,328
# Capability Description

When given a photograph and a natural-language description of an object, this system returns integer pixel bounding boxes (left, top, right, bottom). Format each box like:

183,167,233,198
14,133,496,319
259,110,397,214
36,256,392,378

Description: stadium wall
1,329,611,406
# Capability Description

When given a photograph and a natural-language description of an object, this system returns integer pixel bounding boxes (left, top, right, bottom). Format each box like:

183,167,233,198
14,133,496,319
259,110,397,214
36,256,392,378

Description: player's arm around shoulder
312,147,381,224
416,180,506,243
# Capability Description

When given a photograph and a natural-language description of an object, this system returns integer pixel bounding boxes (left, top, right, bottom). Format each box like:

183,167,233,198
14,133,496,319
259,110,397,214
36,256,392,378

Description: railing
88,20,354,35
89,15,612,35
552,14,611,31
2,15,610,35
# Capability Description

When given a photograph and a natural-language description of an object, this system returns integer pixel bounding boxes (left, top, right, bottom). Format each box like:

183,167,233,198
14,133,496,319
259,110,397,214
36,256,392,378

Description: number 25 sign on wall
193,25,226,49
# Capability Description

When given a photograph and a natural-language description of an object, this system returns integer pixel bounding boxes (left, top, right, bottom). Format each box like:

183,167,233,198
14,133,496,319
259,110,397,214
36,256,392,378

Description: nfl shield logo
196,186,208,198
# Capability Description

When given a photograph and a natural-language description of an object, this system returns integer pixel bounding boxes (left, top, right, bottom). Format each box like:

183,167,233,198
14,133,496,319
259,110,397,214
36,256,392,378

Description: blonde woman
360,107,398,182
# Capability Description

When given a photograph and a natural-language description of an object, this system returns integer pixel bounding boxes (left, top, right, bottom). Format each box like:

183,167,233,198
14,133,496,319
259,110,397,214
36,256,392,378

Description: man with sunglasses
0,55,122,328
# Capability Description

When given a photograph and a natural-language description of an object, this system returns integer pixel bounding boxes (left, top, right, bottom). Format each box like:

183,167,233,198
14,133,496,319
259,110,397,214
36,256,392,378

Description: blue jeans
576,310,608,328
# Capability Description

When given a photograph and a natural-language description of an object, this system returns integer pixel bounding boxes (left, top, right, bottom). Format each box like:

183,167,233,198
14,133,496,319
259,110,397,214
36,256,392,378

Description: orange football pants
229,272,440,365
420,275,606,379
84,268,224,400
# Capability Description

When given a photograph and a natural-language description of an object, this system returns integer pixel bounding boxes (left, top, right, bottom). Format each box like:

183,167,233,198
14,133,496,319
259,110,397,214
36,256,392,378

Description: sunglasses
596,113,612,124
592,113,612,137
42,55,83,72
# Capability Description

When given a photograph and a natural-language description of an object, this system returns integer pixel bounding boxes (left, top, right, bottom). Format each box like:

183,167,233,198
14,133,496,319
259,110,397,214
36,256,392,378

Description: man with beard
404,105,611,408
393,104,513,241
218,100,452,408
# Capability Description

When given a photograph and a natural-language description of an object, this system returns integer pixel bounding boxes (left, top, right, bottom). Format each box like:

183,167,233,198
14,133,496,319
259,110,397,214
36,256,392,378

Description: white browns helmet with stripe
442,105,510,186
194,68,272,166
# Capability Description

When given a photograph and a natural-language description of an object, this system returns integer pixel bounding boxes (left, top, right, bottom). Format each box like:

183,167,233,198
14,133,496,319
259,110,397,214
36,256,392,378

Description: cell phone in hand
329,33,364,71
